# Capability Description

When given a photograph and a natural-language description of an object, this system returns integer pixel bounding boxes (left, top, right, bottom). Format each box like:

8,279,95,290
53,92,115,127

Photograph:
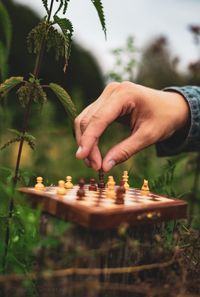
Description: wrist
164,90,190,131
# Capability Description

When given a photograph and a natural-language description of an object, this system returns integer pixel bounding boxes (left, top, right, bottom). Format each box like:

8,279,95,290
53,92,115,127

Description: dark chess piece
76,178,85,200
115,186,125,205
89,178,97,191
98,169,105,189
119,179,126,194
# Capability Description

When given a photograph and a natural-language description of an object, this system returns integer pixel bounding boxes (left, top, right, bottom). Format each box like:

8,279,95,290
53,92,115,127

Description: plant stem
2,0,55,274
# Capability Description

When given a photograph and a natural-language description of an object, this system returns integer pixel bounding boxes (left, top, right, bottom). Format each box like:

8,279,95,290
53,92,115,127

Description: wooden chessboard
19,185,187,230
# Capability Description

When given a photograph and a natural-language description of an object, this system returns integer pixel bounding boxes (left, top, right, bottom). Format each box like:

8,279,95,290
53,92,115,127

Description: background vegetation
0,1,200,296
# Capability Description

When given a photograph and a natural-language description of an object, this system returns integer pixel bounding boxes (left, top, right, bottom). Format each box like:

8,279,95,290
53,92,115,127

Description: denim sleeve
156,86,200,156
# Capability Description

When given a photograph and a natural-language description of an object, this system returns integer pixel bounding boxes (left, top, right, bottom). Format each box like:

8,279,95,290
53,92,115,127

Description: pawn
89,178,97,191
115,186,125,205
122,171,130,190
35,176,45,191
65,176,73,189
57,180,66,195
106,179,116,199
141,179,150,195
77,178,85,200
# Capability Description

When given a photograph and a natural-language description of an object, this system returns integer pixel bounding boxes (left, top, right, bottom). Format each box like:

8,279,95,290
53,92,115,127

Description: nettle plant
0,0,106,273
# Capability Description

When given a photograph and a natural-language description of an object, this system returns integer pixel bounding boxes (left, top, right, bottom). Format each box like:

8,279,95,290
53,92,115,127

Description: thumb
102,128,155,172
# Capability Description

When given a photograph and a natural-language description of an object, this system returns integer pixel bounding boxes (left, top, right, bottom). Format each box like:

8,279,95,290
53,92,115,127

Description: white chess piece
65,176,73,189
57,180,66,195
122,171,130,190
35,177,45,191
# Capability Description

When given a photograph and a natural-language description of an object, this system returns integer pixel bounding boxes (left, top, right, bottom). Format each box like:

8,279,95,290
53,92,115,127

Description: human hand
74,82,189,172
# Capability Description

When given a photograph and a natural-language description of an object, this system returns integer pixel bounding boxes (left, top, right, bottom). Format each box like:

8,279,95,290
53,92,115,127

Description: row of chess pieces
34,171,150,205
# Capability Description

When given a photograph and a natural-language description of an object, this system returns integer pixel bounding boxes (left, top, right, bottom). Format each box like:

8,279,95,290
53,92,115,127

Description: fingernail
106,160,116,171
76,146,82,157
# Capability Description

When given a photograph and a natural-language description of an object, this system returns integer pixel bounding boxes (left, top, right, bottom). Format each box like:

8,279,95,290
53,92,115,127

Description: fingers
85,144,102,171
76,100,123,160
75,83,125,162
74,82,120,145
102,124,157,172
74,83,121,169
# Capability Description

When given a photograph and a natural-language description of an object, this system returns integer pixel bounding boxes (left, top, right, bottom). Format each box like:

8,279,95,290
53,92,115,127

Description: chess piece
57,180,66,195
65,176,73,189
106,178,116,199
98,169,105,188
115,186,125,205
35,176,45,191
119,179,126,194
77,178,85,200
141,179,150,195
106,176,114,188
106,176,114,187
89,178,97,191
122,171,130,190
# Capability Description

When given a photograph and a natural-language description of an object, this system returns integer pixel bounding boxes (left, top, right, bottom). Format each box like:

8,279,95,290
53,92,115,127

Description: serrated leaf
0,76,24,95
90,0,106,38
55,0,70,15
49,83,76,121
42,0,49,14
8,128,22,137
1,129,36,150
54,16,73,63
0,137,21,151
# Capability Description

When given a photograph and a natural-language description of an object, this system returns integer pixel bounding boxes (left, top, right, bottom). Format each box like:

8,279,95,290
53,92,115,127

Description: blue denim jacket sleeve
156,86,200,156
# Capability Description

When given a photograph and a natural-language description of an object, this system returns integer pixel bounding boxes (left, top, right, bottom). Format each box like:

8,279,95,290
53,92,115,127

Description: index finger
76,95,124,160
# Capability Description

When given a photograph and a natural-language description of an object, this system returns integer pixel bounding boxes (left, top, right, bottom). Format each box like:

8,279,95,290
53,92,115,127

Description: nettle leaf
23,133,36,150
49,83,77,121
17,80,47,108
42,0,49,14
0,129,36,151
90,0,106,38
54,15,73,65
0,76,24,96
55,0,70,15
0,137,21,151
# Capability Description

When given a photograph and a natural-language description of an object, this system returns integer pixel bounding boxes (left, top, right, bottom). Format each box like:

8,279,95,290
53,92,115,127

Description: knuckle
120,147,131,161
80,117,90,132
106,82,120,92
91,113,101,121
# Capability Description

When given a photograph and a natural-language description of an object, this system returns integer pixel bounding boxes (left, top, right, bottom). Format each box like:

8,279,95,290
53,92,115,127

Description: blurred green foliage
0,2,200,295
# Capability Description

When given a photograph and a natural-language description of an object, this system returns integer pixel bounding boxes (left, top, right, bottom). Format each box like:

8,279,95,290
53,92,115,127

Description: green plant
0,0,106,275
107,36,137,82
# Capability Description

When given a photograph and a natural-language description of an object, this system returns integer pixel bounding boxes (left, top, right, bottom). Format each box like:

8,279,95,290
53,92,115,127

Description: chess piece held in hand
98,169,105,189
